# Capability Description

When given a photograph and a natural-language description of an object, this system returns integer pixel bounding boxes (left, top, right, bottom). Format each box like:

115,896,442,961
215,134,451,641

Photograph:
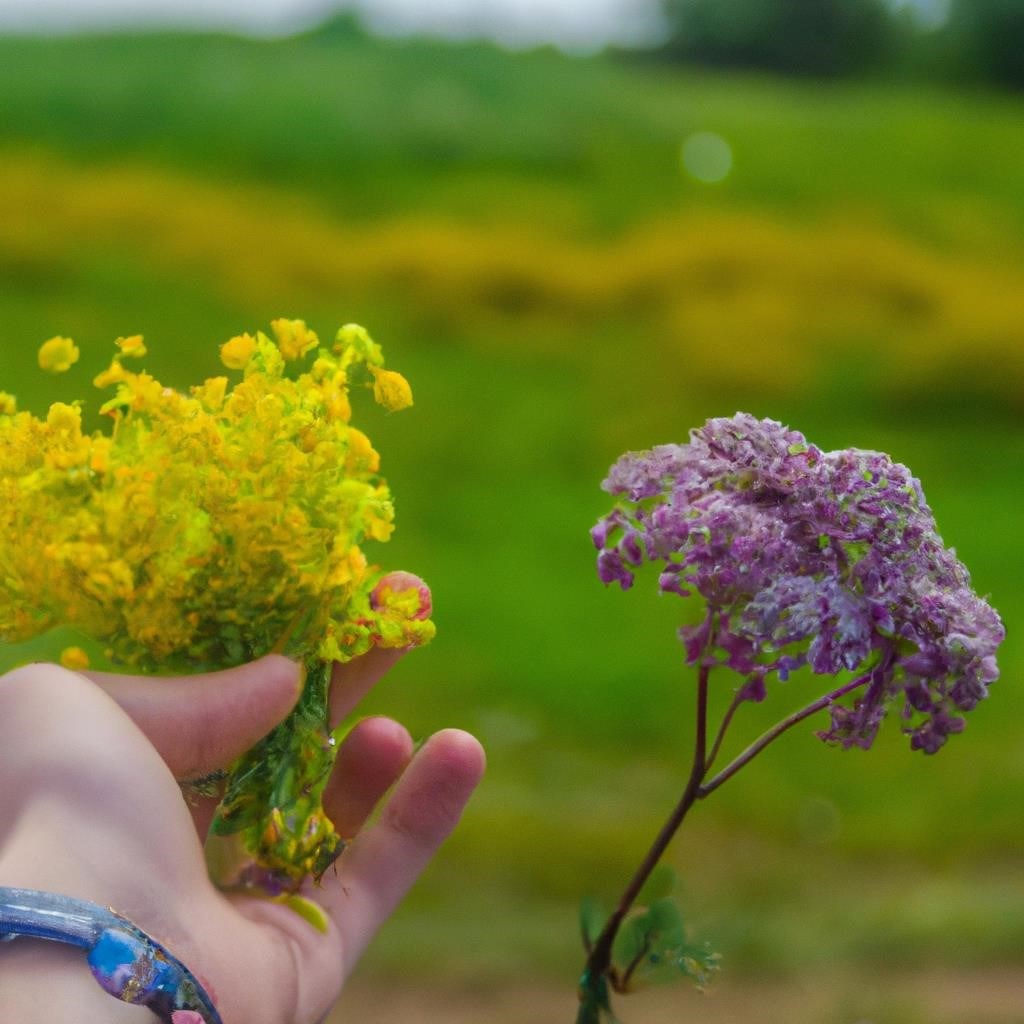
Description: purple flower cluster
593,414,1004,753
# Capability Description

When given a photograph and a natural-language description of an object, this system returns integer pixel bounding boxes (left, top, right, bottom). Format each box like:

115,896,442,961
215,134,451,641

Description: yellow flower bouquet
0,320,434,889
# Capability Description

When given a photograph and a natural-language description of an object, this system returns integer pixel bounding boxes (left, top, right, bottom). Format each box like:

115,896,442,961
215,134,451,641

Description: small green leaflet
612,897,720,991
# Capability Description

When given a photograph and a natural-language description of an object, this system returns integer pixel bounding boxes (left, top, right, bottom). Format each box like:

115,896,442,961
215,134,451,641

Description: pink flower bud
370,571,432,621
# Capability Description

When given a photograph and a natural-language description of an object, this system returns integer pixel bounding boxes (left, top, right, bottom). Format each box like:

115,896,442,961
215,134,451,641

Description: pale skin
0,645,485,1023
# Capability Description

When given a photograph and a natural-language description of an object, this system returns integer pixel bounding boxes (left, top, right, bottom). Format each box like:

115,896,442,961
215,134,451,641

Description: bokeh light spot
681,131,733,183
798,796,842,846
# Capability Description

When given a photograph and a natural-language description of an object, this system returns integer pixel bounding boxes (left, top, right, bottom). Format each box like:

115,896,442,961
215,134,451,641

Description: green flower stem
211,657,343,883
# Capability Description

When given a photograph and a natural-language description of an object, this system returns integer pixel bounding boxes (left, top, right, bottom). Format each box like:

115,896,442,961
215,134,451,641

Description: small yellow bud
271,318,319,361
38,336,80,374
0,392,16,415
220,333,257,370
333,323,383,367
321,375,352,422
344,427,380,472
93,359,128,389
89,438,111,474
370,366,413,411
115,335,147,358
335,323,370,349
46,401,81,433
59,646,90,670
311,356,335,381
192,375,228,410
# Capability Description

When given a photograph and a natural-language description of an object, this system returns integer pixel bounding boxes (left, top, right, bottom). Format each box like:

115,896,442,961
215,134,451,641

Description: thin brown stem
703,685,746,774
618,934,653,992
579,656,880,1020
698,672,872,798
582,664,710,987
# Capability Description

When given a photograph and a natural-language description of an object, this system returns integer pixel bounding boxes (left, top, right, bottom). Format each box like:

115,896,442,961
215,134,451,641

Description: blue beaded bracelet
0,886,222,1023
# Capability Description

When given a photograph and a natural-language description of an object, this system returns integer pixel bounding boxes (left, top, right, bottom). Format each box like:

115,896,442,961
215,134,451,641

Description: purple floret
593,414,1005,754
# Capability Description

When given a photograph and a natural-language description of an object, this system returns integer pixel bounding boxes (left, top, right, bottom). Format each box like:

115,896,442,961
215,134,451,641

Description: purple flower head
593,414,1005,753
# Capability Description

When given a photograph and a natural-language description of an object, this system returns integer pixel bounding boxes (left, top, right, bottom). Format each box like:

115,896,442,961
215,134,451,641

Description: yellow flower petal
334,323,382,367
59,646,90,670
38,336,80,374
220,332,257,370
192,375,228,410
93,359,128,389
320,373,352,422
369,366,413,411
46,401,82,433
270,318,319,361
344,427,380,473
115,335,147,358
89,437,111,474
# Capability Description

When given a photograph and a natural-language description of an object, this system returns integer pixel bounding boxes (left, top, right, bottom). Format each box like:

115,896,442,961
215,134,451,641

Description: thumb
83,655,303,780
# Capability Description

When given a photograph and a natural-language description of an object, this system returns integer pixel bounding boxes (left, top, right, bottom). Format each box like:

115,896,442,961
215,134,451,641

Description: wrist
0,938,155,1021
0,885,222,1023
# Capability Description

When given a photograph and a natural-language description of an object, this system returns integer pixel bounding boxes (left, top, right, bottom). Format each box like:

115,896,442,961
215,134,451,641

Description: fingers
83,655,303,780
324,717,414,839
322,729,485,969
328,647,406,729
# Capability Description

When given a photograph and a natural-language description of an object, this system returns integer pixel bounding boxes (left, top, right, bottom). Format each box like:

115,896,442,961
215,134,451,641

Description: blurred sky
0,0,953,50
0,0,667,51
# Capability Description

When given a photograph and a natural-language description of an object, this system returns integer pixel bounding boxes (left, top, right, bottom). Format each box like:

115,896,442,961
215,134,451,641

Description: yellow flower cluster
2,319,431,884
0,319,430,672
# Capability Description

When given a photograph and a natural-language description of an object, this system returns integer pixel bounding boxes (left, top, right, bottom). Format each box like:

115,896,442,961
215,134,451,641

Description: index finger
328,647,407,729
82,655,302,780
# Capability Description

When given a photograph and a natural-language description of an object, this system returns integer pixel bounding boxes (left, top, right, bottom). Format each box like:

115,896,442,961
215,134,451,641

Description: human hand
0,644,484,1023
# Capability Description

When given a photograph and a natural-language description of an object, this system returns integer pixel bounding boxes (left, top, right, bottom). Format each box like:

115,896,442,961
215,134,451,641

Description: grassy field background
1,23,1022,1019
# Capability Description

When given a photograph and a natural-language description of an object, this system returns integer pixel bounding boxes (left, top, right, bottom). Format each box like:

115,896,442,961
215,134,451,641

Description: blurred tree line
659,0,1024,88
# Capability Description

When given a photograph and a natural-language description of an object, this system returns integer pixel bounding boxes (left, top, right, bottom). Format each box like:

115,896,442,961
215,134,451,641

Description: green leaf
642,897,686,944
612,896,682,967
612,895,720,992
611,909,648,966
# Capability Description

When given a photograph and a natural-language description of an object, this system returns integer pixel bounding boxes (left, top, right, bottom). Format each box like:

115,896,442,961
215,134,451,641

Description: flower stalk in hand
580,413,1004,1022
0,321,433,893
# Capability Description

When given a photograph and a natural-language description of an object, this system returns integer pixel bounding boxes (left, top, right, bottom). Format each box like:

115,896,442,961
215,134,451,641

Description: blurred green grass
0,24,1021,995
3,26,1024,238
